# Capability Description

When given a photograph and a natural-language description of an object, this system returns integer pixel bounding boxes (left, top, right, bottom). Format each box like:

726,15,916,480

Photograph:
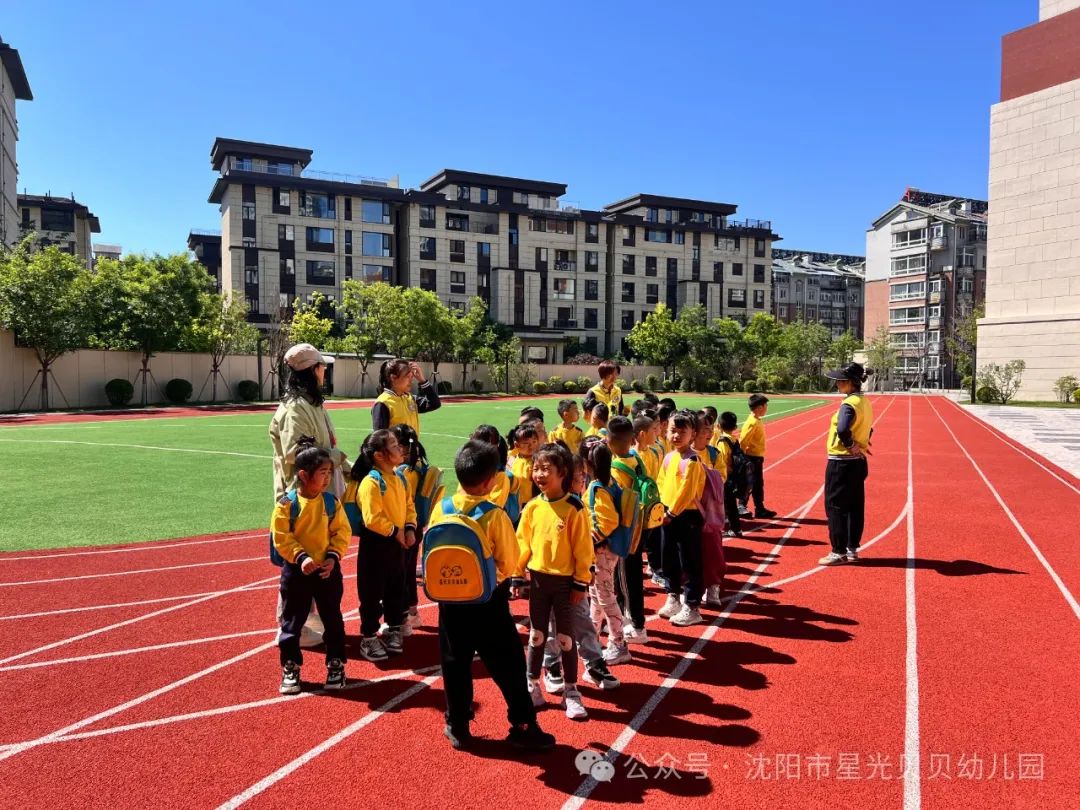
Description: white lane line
945,398,1080,497
904,396,921,810
0,438,268,460
562,487,824,809
0,533,263,562
0,556,266,588
0,590,232,621
216,673,441,809
928,398,1080,620
419,431,471,441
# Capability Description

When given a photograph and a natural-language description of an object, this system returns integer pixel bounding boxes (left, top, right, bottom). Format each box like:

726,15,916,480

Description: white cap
283,343,323,371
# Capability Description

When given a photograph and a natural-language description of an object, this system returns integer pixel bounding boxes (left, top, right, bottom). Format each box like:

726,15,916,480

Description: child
634,414,665,585
519,406,547,437
656,410,706,626
655,402,675,457
430,440,556,751
585,402,610,438
390,423,442,634
739,394,777,519
714,411,744,539
588,360,628,417
692,411,721,471
513,443,594,720
549,399,584,455
702,405,720,444
272,440,350,694
608,417,649,645
510,421,543,504
581,439,631,664
346,430,417,662
472,424,523,524
581,394,597,432
693,412,727,609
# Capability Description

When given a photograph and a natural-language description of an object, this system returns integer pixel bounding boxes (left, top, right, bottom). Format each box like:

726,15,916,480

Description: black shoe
507,722,556,751
754,508,778,519
444,723,473,750
325,658,346,690
280,662,301,695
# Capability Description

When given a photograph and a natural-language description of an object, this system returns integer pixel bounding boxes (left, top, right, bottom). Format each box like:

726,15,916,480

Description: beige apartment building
17,193,101,267
770,249,865,339
200,139,779,360
1,37,32,247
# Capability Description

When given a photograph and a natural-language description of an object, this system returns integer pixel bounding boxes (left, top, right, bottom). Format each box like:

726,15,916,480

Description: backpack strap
611,459,639,479
321,491,336,521
440,495,459,516
469,501,497,521
367,469,387,495
287,490,301,533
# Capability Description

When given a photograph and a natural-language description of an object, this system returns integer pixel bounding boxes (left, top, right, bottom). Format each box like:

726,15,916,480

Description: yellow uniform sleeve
668,458,705,517
271,499,306,564
327,498,351,560
568,506,595,590
359,476,396,538
715,440,731,482
513,503,534,581
588,486,620,543
485,509,520,582
740,416,765,457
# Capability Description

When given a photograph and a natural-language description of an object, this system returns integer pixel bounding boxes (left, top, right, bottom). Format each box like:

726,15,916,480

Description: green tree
0,239,96,409
827,329,863,371
864,325,898,391
452,297,494,392
1054,375,1079,403
339,281,404,395
289,293,334,350
713,317,749,381
675,305,720,388
184,294,258,401
947,304,983,388
742,313,784,362
778,320,831,378
626,304,682,378
978,359,1026,405
401,288,456,382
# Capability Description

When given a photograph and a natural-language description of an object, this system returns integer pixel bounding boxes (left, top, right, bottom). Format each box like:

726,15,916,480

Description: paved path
965,404,1080,478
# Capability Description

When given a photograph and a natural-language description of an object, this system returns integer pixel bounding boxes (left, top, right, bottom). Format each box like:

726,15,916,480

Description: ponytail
350,430,394,481
390,423,427,468
293,435,331,478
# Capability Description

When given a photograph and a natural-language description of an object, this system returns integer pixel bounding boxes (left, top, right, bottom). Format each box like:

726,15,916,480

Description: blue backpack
422,497,499,604
269,490,337,567
503,470,522,527
401,461,444,531
586,479,640,559
343,468,409,536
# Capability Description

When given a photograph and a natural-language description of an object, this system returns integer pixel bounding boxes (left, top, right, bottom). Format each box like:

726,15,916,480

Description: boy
655,403,676,457
431,440,556,751
549,399,584,454
632,414,664,583
519,406,546,435
607,416,648,645
510,422,543,504
588,360,628,416
739,394,777,519
585,402,610,438
714,411,743,538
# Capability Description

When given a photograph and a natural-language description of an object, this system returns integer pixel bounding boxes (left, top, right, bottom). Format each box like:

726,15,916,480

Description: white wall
1041,0,1080,20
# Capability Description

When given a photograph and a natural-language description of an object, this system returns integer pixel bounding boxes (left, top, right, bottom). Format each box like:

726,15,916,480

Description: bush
631,379,644,393
793,375,812,393
961,375,973,392
1053,375,1079,403
547,375,563,392
645,373,660,391
164,378,193,404
758,378,772,393
661,378,673,392
1073,387,1080,404
616,377,629,391
743,379,759,393
563,379,578,393
437,379,453,395
705,378,720,393
575,375,592,391
671,375,683,390
977,360,1026,404
533,380,549,394
679,378,693,392
718,380,734,393
976,385,997,404
105,378,134,407
565,353,603,366
763,375,781,392
236,380,260,401
470,378,484,393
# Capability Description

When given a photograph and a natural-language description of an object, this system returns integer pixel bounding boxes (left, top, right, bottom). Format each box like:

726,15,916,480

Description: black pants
526,571,578,683
825,458,868,554
662,510,705,607
439,584,534,728
615,546,646,629
357,529,406,637
723,482,742,534
644,526,663,576
279,561,346,665
404,540,420,610
741,455,766,512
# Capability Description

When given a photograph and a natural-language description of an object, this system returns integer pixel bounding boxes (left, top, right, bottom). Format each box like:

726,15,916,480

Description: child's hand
511,586,522,600
403,528,417,549
570,589,586,605
300,557,318,575
318,558,336,579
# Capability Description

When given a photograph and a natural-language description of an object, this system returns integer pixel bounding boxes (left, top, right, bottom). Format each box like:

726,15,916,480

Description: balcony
555,261,577,272
728,218,772,230
928,316,941,328
553,319,578,329
930,235,948,250
929,291,941,304
471,222,499,234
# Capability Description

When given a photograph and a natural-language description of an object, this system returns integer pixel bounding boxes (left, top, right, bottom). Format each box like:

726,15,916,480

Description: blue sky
5,0,1033,257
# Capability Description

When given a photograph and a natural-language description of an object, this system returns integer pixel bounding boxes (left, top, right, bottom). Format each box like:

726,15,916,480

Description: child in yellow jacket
272,439,351,694
739,394,777,519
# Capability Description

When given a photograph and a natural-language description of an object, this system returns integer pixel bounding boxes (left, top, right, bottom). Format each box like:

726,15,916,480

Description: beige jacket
269,395,350,498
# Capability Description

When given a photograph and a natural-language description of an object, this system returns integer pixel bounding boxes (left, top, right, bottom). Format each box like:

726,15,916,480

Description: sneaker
543,663,565,694
383,627,404,655
444,723,473,750
846,548,860,562
671,605,704,627
507,722,556,751
623,625,649,645
564,687,588,720
280,662,301,695
705,585,725,609
603,642,632,665
407,608,422,629
527,677,546,707
581,661,621,690
325,658,346,690
737,504,752,517
755,508,778,519
359,636,388,662
657,593,682,619
818,552,848,566
650,573,666,587
724,529,743,539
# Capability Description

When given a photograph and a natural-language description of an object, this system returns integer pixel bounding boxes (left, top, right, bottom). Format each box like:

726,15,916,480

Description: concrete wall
1041,0,1080,21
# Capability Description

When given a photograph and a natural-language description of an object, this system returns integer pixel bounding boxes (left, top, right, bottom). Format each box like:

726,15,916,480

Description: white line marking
904,396,921,810
0,590,232,621
928,398,1080,620
0,533,263,562
0,438,268,459
0,555,266,588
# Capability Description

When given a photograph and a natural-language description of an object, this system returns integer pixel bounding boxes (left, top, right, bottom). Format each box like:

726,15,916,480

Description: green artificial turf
0,394,824,551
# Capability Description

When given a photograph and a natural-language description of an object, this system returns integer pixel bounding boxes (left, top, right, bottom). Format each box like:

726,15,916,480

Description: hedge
437,380,453,395
236,380,260,401
976,385,997,404
164,378,193,404
533,381,549,394
105,378,134,407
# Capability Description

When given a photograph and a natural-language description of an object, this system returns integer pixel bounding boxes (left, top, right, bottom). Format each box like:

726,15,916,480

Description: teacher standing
371,358,442,434
819,362,873,567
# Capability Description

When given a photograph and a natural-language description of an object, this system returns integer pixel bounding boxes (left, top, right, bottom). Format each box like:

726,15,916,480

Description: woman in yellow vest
588,360,629,417
819,363,874,567
371,358,442,436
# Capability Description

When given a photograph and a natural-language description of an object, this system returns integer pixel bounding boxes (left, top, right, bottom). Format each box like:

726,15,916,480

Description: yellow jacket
344,467,417,538
428,489,518,583
713,430,738,481
510,454,535,503
584,424,608,438
488,470,521,512
657,450,705,517
549,423,584,455
635,444,662,482
740,413,766,457
271,492,350,565
514,493,594,590
588,383,627,416
585,483,619,545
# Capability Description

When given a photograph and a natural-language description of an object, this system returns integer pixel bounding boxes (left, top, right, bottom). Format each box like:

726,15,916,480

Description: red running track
0,395,1076,809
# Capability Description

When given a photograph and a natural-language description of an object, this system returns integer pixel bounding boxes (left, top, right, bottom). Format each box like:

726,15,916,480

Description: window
646,284,659,304
586,250,599,271
280,258,294,276
345,257,353,277
891,255,927,276
553,278,575,300
478,241,491,258
300,191,335,219
420,268,437,292
420,237,436,259
692,246,700,261
753,264,765,283
245,266,258,285
715,235,736,251
893,228,926,249
622,225,634,244
958,277,974,294
728,288,746,307
479,188,490,204
362,200,391,224
555,250,575,271
754,290,766,309
242,203,256,221
513,191,530,205
242,237,256,248
779,304,788,317
584,308,598,329
278,190,290,208
586,222,599,242
929,305,941,319
556,306,574,326
622,282,635,303
754,238,766,258
306,260,335,285
646,207,658,223
279,293,292,309
713,262,723,282
450,240,466,262
667,258,678,275
278,224,294,241
664,209,674,224
646,256,657,277
645,229,671,243
247,295,259,313
537,194,551,209
622,254,636,274
958,247,975,267
306,227,335,251
457,185,471,201
733,262,743,276
344,230,352,254
355,265,386,285
621,310,635,330
344,198,352,220
777,287,787,300
929,278,942,293
585,280,599,300
447,214,469,231
419,205,436,227
889,306,925,325
362,232,393,257
450,271,466,294
234,157,253,171
674,231,685,245
267,161,292,176
537,247,548,263
529,217,574,235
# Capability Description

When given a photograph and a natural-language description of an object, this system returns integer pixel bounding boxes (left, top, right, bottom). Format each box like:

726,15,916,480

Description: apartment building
771,249,865,339
92,243,121,267
186,231,221,291
1,37,32,246
865,188,988,388
200,138,779,360
17,193,101,267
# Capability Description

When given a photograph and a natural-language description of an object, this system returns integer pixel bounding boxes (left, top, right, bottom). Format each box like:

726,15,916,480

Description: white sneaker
846,548,860,562
528,678,546,708
657,593,682,619
623,625,649,645
819,552,847,566
564,687,588,720
705,585,724,609
671,605,704,627
603,643,632,665
543,665,565,695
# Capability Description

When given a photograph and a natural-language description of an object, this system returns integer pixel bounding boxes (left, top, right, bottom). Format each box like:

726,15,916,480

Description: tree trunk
39,357,50,411
140,353,152,405
460,362,468,394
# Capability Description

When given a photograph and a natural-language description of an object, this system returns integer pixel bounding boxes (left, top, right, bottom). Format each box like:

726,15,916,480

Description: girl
271,439,350,694
510,422,543,504
512,443,594,720
471,425,523,525
345,430,417,662
820,363,874,566
371,358,442,435
693,411,727,610
390,423,443,633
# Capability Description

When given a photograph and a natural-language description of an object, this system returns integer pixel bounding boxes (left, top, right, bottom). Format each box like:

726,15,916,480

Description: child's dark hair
632,415,655,436
641,392,660,405
390,423,428,468
630,398,656,418
581,438,612,487
282,367,324,407
557,399,578,418
379,358,411,392
455,440,500,489
748,393,770,410
696,409,715,427
703,405,718,422
582,393,598,413
608,415,633,441
351,430,396,481
659,397,677,411
593,402,610,423
515,421,541,442
520,406,545,423
472,424,508,467
534,442,575,494
720,411,738,431
657,403,675,422
293,436,331,479
670,409,699,433
505,425,520,453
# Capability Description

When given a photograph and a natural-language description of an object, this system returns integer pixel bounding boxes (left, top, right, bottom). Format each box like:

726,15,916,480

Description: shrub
743,379,759,393
164,378,193,404
533,380,549,394
718,380,733,393
671,375,683,390
547,375,564,391
470,378,484,393
705,378,720,393
678,378,693,392
616,377,629,391
961,375,973,392
105,378,134,407
977,359,1026,405
437,379,453,395
661,378,673,392
631,379,644,393
1053,375,1079,403
764,375,781,392
793,375,812,393
645,373,660,391
563,379,578,393
575,375,592,391
758,378,772,392
236,380,260,402
565,353,603,366
511,363,536,394
975,385,997,404
1073,387,1080,404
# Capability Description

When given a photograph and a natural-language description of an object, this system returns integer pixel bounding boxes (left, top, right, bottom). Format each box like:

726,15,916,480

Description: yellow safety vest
826,394,873,456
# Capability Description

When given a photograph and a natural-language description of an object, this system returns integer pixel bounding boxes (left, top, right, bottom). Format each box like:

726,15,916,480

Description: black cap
825,363,869,383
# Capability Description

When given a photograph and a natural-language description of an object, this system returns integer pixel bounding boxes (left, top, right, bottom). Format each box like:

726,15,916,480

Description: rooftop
210,138,313,171
0,37,32,100
18,193,101,232
901,187,987,214
603,193,738,217
420,169,567,197
772,248,865,279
